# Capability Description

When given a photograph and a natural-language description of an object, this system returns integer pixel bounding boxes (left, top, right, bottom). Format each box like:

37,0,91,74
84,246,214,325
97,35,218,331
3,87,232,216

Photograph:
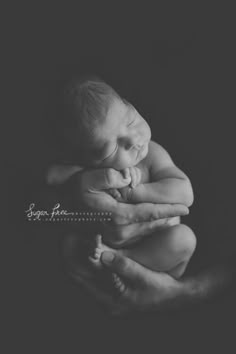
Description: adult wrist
158,277,201,311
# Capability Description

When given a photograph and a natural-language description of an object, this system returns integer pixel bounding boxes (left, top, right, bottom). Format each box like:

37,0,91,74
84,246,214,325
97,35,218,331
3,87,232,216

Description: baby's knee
169,224,196,259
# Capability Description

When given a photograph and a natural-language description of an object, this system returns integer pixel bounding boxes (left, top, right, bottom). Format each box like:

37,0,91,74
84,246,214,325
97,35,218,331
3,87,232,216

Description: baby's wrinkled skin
82,98,151,203
87,99,151,170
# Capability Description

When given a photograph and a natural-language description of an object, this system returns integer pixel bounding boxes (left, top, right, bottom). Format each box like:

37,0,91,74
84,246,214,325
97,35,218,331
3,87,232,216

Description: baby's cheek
112,155,134,170
122,151,137,168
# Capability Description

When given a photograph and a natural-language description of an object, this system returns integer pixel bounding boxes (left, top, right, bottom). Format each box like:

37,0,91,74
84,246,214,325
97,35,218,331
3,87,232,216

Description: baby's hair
62,75,122,158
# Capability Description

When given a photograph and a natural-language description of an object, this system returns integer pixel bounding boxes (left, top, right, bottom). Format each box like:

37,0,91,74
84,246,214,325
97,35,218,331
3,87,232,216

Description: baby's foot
112,273,126,294
88,234,113,270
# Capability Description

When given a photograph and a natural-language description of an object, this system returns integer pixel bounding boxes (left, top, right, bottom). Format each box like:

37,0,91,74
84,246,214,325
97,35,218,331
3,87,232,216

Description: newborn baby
47,76,196,280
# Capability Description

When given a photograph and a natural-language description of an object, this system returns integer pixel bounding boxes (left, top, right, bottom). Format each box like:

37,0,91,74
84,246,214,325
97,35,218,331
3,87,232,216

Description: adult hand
76,167,188,225
101,218,179,247
79,167,132,194
62,234,187,315
76,167,188,246
63,235,235,316
99,251,235,313
100,251,184,312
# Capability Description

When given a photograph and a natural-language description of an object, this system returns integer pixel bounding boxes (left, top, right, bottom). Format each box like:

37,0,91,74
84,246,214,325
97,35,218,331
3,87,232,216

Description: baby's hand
105,167,142,203
122,167,142,189
107,188,122,200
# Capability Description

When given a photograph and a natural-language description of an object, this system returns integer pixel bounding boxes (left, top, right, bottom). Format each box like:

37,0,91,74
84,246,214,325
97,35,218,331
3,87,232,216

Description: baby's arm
128,141,194,207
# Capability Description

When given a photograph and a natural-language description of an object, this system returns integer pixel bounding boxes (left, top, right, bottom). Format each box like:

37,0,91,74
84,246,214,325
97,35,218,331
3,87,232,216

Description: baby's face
89,98,151,170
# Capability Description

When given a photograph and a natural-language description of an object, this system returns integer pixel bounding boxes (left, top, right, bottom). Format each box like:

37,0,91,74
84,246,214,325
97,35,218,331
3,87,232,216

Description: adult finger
82,168,131,192
121,167,131,180
69,270,128,315
112,202,188,225
102,219,175,247
101,251,148,283
62,233,128,315
69,271,113,307
133,203,189,221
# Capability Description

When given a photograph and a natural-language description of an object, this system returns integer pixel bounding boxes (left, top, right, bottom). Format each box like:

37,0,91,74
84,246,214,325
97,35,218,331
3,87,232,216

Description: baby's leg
89,225,196,278
89,235,128,292
123,224,196,278
88,234,115,269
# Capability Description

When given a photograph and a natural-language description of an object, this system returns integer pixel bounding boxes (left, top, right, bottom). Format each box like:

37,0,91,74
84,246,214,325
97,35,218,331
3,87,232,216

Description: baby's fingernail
102,251,115,265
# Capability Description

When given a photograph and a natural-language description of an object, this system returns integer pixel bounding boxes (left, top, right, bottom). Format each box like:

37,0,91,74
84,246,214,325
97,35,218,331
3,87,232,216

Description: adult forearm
185,261,235,302
45,171,85,210
46,164,84,186
163,260,236,311
129,179,193,207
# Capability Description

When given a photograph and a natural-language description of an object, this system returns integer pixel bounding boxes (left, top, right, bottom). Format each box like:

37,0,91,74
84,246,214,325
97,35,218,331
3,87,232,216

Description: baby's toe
112,273,125,293
94,250,100,259
95,234,102,246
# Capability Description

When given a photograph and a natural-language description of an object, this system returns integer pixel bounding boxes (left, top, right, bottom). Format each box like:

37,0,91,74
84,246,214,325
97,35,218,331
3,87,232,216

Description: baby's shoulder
146,140,168,164
135,141,164,182
144,140,174,173
148,140,167,153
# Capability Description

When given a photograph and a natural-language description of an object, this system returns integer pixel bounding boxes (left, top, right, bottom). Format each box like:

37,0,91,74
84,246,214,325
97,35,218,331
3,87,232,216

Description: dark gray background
5,3,236,352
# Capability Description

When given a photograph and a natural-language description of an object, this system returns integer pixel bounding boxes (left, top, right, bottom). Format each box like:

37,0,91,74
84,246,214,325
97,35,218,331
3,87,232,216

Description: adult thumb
101,251,146,282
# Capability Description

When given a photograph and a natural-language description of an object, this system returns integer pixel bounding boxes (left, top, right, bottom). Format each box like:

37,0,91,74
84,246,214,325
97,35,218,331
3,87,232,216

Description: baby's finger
115,190,122,198
130,167,139,188
122,168,130,180
113,189,122,199
129,168,136,188
109,188,121,199
135,168,142,186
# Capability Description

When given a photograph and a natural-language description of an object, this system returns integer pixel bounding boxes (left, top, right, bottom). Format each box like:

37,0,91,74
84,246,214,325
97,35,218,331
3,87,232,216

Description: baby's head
63,75,151,170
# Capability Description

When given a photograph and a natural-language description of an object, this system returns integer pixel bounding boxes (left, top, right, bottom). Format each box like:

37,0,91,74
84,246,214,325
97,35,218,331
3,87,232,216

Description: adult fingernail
102,251,115,265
